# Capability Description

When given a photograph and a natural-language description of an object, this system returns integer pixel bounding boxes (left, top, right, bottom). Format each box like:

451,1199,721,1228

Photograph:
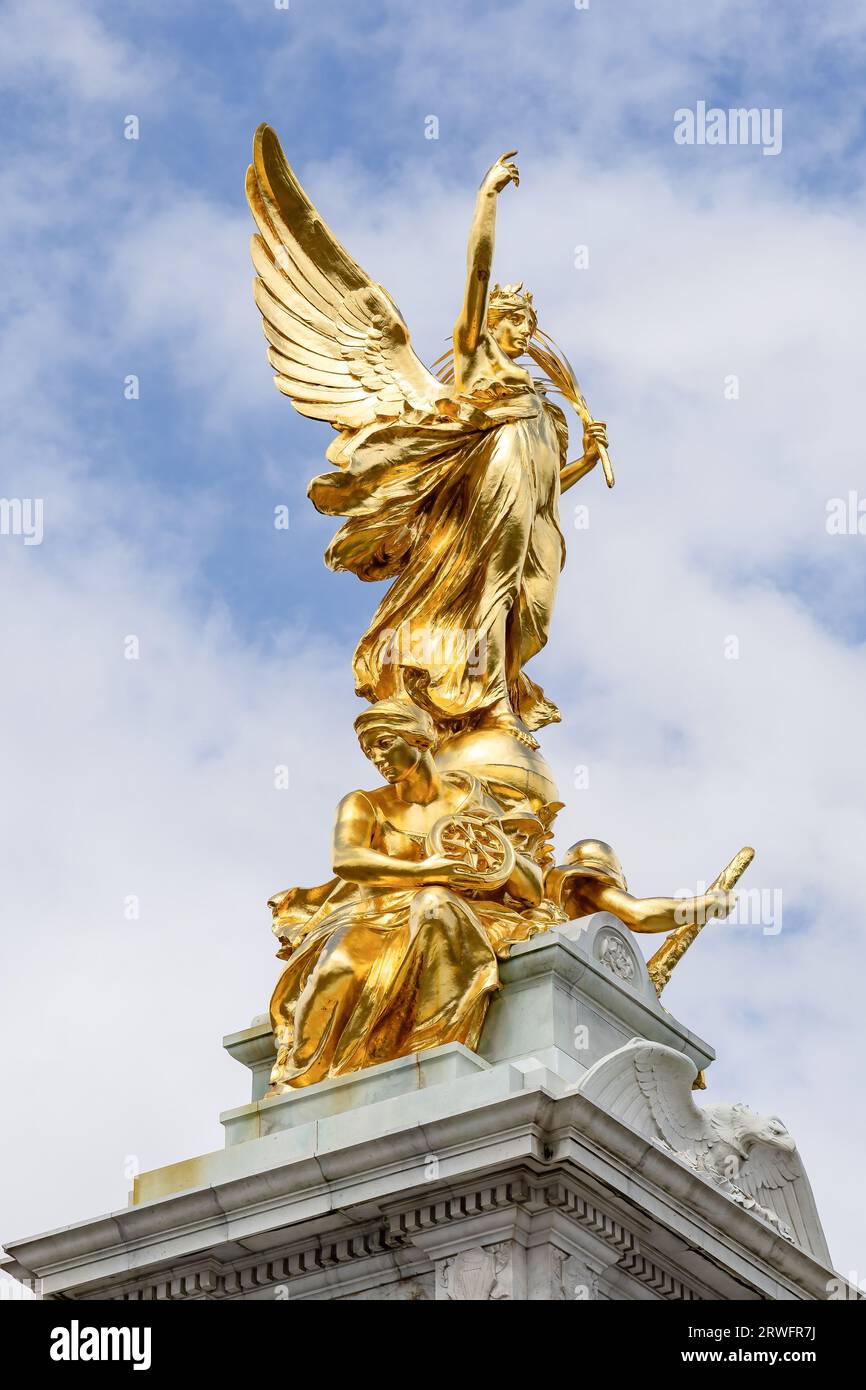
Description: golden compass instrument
426,811,515,893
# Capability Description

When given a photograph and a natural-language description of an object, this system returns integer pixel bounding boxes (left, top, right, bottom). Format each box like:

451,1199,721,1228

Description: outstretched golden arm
454,150,520,363
587,883,735,934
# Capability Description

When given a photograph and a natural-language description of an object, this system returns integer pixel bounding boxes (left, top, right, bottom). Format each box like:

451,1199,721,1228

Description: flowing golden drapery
309,385,568,733
267,774,554,1091
268,881,556,1090
268,885,490,1089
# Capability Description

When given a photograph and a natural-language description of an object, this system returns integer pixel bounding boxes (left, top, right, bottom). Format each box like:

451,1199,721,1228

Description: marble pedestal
1,917,838,1301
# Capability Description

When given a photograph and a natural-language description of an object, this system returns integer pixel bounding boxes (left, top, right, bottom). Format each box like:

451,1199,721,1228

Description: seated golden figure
266,701,553,1092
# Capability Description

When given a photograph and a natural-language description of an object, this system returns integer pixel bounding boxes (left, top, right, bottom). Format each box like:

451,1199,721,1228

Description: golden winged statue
246,127,749,1093
246,125,611,750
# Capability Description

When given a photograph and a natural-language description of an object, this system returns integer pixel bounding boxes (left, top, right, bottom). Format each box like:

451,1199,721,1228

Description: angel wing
577,1038,709,1157
246,124,446,432
705,1107,833,1267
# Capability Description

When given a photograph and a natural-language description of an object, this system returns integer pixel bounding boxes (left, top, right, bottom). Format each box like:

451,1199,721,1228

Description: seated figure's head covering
562,838,628,892
354,698,438,751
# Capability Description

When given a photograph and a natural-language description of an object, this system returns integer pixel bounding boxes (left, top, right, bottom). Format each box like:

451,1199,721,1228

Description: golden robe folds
310,384,568,733
268,773,550,1090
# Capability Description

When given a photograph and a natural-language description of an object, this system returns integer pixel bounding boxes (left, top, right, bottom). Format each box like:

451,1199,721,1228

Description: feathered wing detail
246,124,446,432
579,1041,833,1266
707,1111,833,1267
578,1039,709,1156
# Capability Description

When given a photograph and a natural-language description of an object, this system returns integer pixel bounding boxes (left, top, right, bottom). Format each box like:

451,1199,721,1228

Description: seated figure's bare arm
505,851,544,908
582,881,736,935
332,793,469,890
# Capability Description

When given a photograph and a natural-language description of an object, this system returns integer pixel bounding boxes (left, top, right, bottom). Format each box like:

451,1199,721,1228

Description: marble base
480,915,715,1080
221,1044,490,1145
0,918,838,1302
1,1070,837,1301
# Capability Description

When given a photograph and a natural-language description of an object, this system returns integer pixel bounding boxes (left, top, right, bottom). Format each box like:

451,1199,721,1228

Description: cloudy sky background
2,0,865,1286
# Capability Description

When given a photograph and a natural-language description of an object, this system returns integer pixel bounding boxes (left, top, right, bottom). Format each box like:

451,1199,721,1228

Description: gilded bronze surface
266,700,558,1092
247,127,750,1091
646,847,755,996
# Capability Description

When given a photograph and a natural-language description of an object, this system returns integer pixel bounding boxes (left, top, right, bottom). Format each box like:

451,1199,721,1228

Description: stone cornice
2,1085,835,1301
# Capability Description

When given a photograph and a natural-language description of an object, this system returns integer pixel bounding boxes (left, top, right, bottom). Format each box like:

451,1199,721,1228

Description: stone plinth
480,914,715,1081
0,918,838,1302
219,914,715,1136
221,1044,490,1145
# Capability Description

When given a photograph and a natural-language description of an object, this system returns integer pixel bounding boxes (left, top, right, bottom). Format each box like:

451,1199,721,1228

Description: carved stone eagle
577,1039,831,1266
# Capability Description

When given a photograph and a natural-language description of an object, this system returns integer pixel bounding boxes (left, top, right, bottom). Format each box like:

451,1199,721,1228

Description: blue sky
3,0,864,651
2,0,866,1287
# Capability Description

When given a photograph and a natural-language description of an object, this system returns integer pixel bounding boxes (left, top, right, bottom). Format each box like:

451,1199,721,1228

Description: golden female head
487,282,538,359
354,699,438,784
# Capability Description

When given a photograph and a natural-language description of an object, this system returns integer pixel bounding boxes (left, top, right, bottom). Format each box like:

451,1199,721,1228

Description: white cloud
1,523,363,1244
2,0,865,1288
106,193,267,423
0,0,167,103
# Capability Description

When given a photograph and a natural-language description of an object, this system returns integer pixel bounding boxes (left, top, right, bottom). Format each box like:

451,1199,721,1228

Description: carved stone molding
388,1176,532,1240
597,930,638,982
617,1248,701,1301
116,1224,406,1302
549,1248,600,1302
104,1168,703,1303
437,1244,512,1301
